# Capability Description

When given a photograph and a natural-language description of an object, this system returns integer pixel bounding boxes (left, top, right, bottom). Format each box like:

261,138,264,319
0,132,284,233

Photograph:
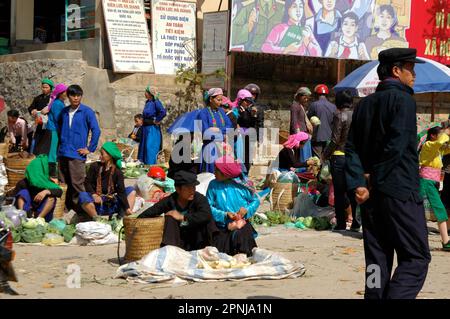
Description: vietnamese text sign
102,0,154,73
202,11,229,89
230,0,414,61
406,0,450,65
152,0,197,75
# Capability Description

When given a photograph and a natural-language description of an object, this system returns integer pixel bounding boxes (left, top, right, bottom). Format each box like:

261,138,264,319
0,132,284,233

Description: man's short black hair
134,114,143,120
7,110,19,118
335,90,353,109
67,84,83,96
377,61,405,81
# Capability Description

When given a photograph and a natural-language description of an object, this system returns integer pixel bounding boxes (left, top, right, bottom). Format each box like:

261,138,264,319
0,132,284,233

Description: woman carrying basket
79,142,136,219
14,154,62,222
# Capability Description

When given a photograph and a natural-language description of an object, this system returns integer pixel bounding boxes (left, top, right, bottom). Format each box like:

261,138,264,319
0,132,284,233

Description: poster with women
229,0,413,61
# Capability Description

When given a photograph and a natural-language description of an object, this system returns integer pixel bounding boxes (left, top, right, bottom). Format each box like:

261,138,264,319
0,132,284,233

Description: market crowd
4,47,448,299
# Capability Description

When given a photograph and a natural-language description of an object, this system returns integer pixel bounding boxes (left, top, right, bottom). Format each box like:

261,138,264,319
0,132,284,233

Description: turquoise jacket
206,179,260,229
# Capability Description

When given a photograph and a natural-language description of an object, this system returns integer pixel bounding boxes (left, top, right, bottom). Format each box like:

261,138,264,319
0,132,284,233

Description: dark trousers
330,155,359,229
311,141,327,158
161,216,217,251
58,157,87,211
361,191,431,299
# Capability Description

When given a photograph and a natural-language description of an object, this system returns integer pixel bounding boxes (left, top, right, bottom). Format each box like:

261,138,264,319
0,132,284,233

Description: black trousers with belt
361,191,431,299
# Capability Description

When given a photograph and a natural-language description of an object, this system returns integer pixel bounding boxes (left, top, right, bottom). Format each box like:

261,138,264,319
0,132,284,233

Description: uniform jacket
345,80,422,202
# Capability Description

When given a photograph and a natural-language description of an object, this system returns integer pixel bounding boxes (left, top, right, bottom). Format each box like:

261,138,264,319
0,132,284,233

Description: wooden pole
336,60,346,83
226,51,235,97
431,92,436,122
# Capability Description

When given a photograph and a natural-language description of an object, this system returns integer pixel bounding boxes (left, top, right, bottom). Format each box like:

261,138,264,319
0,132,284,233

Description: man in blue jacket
58,85,101,214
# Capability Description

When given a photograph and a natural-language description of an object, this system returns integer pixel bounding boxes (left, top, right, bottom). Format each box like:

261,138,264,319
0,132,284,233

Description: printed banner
202,11,229,89
152,0,197,75
406,0,450,65
102,0,154,73
229,0,413,61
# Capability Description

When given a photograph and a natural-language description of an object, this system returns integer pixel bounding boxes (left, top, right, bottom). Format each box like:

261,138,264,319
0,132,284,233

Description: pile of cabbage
251,211,331,230
123,162,147,179
0,212,124,245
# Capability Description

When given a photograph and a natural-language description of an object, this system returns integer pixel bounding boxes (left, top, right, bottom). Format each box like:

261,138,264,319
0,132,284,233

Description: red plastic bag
328,182,335,207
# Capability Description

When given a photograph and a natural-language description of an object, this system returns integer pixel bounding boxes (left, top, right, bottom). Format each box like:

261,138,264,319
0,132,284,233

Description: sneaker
442,241,450,251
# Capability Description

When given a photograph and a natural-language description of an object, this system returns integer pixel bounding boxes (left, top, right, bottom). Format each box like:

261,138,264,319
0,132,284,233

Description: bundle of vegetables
42,233,64,246
265,211,291,225
295,216,331,230
124,162,147,179
61,224,76,243
21,224,47,243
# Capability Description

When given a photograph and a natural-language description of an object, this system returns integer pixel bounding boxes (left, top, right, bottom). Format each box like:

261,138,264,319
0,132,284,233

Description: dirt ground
2,219,449,299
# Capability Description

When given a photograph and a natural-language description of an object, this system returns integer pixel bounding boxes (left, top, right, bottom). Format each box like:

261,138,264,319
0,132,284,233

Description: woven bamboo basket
0,143,8,158
271,182,299,212
53,184,68,219
4,153,35,188
123,216,165,262
278,130,290,145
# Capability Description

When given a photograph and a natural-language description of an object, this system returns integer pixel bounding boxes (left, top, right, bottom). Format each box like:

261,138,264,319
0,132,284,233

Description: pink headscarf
48,83,67,111
283,132,309,149
215,155,242,178
234,89,253,107
221,96,236,109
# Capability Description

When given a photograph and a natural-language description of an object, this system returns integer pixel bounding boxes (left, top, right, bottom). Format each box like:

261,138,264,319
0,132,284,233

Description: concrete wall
17,37,103,68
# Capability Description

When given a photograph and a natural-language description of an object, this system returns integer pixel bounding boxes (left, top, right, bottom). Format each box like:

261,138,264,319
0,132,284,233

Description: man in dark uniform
138,170,217,251
345,48,431,299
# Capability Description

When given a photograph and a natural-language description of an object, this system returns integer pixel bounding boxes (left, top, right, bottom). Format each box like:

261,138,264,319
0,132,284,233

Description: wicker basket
53,184,68,219
4,153,35,188
271,182,299,212
0,143,8,158
279,130,290,145
123,216,165,262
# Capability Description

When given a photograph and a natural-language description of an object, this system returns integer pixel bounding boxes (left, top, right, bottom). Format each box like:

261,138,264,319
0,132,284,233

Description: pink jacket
261,23,322,57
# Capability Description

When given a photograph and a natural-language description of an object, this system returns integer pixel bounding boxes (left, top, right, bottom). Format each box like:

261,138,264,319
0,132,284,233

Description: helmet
148,166,166,180
244,83,261,96
314,84,329,95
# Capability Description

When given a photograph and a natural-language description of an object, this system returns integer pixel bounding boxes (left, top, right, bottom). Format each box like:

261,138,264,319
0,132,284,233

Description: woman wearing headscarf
138,86,167,165
197,88,233,173
14,155,62,222
44,83,67,178
28,78,54,155
290,86,313,167
277,132,314,171
79,142,136,218
206,155,260,256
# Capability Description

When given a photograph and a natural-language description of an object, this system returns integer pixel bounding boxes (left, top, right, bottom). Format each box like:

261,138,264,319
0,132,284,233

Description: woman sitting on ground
206,155,260,256
14,154,62,222
277,132,314,171
79,142,136,219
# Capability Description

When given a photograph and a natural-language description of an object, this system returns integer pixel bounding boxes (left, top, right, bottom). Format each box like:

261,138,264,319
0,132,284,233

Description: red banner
406,0,450,65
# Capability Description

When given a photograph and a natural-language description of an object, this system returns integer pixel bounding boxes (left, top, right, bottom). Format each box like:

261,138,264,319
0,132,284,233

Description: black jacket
128,126,143,143
237,104,265,141
278,147,308,171
323,108,353,160
345,80,421,202
84,162,130,210
138,191,212,230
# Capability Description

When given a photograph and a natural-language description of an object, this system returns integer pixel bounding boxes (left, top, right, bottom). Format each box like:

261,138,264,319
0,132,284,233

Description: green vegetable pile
251,212,331,231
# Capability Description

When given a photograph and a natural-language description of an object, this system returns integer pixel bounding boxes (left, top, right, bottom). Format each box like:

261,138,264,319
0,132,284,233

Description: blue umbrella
167,109,202,134
334,57,450,97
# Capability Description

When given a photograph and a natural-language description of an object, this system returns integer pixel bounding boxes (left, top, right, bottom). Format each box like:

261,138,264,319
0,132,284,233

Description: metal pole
218,0,223,11
431,92,436,122
65,0,68,41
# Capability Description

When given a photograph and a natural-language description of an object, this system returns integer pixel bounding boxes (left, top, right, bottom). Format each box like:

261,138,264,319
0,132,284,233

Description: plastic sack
153,177,176,193
277,171,300,184
49,219,66,232
196,173,215,196
319,161,332,182
292,192,318,218
136,174,155,200
42,233,64,246
75,222,112,240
